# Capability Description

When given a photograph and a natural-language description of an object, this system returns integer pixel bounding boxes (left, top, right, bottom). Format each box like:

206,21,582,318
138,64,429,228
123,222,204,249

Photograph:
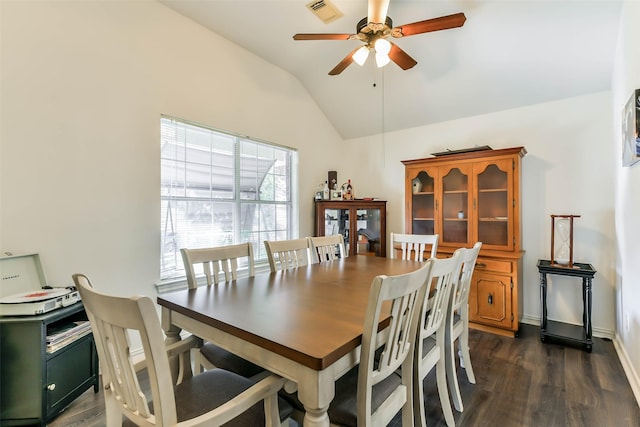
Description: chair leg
191,347,204,374
264,394,281,427
105,394,123,427
446,335,464,413
413,368,428,427
460,327,476,384
436,359,455,427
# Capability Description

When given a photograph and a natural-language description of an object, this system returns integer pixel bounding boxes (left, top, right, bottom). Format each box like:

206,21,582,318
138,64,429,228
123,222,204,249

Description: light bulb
374,38,391,55
375,52,390,68
353,46,370,66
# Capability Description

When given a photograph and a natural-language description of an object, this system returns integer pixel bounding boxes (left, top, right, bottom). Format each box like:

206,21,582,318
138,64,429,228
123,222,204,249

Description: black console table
537,259,596,353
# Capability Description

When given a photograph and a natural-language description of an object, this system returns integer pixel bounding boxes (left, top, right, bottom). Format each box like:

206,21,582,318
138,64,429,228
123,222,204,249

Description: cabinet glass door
355,208,382,256
476,161,512,249
410,170,435,235
441,167,470,245
323,208,350,254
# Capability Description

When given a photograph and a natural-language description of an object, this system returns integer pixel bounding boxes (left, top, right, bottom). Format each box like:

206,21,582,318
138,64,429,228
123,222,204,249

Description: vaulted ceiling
160,0,622,140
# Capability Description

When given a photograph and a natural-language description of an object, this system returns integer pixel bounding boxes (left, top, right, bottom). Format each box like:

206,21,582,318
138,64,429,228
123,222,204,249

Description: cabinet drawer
475,258,512,274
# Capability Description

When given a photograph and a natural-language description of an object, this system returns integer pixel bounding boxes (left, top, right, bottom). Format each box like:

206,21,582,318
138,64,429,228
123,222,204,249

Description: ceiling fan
293,0,466,75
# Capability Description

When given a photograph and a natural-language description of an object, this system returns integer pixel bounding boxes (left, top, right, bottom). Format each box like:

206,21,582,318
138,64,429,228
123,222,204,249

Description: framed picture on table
622,88,640,167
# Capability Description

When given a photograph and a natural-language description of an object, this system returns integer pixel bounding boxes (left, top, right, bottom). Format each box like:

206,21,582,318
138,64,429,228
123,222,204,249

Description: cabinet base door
46,337,98,421
469,272,513,330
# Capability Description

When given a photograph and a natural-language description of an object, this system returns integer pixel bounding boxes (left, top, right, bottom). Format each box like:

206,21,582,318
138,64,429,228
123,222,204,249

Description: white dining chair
180,244,264,377
309,234,346,263
446,242,482,413
181,243,255,287
327,260,432,426
72,273,292,427
390,233,439,261
264,238,313,272
413,251,463,427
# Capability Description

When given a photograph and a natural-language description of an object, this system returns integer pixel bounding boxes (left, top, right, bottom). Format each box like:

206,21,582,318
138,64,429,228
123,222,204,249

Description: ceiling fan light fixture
353,46,370,66
375,51,390,68
374,38,391,55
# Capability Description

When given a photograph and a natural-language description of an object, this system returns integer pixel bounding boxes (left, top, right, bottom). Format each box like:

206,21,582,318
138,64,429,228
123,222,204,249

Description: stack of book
46,320,92,353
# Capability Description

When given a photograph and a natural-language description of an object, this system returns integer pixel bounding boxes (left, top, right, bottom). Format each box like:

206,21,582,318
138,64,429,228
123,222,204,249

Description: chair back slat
390,233,439,261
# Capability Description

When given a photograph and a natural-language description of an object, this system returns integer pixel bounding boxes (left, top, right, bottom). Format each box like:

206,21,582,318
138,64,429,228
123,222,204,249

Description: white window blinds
160,117,297,280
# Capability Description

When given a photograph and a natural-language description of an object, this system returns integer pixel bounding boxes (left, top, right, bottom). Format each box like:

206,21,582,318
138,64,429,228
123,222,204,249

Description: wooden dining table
157,255,422,427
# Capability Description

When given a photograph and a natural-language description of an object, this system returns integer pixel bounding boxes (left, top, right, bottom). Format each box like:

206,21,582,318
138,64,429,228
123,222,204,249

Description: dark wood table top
157,256,422,370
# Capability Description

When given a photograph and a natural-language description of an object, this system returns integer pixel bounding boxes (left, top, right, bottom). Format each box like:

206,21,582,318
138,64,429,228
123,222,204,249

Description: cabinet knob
47,383,56,391
476,262,486,269
488,294,493,305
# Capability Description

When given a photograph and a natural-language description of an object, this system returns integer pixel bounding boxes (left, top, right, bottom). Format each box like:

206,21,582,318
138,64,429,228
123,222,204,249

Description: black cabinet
0,303,99,426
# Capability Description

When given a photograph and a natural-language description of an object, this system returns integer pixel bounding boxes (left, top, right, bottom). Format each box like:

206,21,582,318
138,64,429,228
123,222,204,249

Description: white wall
0,0,341,297
343,91,617,337
611,0,640,403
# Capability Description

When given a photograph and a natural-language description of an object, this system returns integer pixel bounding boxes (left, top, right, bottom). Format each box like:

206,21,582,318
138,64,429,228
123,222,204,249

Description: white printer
0,253,80,316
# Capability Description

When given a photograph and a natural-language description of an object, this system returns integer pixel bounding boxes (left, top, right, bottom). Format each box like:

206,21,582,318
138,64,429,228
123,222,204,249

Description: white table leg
297,370,335,427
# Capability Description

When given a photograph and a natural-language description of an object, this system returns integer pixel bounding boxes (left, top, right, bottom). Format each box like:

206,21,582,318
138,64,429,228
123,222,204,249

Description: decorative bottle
323,180,330,200
346,179,353,200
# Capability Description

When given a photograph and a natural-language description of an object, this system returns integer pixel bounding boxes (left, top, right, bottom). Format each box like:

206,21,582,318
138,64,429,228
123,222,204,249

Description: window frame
158,116,299,289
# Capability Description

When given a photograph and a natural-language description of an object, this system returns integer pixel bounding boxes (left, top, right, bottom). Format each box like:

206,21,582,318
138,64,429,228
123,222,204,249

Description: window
160,117,298,280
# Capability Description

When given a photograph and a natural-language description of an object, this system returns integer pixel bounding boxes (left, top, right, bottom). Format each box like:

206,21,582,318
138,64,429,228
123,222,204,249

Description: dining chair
326,260,432,426
445,242,482,413
180,244,264,377
309,234,346,263
181,243,255,287
389,233,439,261
72,274,292,427
413,251,463,427
264,238,313,272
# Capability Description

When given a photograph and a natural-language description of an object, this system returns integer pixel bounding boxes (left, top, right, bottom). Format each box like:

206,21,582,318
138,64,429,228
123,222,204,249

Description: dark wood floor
48,324,639,427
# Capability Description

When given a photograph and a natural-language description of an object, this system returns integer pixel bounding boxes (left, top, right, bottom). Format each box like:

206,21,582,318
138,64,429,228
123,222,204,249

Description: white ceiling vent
306,0,344,24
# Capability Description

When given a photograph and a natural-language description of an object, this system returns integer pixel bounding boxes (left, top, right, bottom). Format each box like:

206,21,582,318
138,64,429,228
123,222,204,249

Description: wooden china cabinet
402,146,526,337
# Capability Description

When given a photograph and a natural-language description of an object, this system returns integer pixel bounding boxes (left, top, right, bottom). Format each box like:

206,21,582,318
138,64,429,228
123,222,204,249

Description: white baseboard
613,334,640,408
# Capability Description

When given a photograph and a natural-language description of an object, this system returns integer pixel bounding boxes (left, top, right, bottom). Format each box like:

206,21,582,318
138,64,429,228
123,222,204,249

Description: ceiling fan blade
328,48,359,76
388,43,417,70
392,13,466,38
293,33,352,41
368,0,390,24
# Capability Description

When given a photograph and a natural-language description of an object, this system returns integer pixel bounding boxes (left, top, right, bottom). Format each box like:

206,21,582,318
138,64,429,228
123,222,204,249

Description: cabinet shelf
414,217,434,221
479,217,509,222
413,191,434,196
479,188,507,193
443,190,468,194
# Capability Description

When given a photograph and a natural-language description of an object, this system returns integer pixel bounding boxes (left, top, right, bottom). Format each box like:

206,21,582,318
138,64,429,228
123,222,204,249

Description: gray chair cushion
201,342,265,378
327,365,403,427
122,369,293,426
